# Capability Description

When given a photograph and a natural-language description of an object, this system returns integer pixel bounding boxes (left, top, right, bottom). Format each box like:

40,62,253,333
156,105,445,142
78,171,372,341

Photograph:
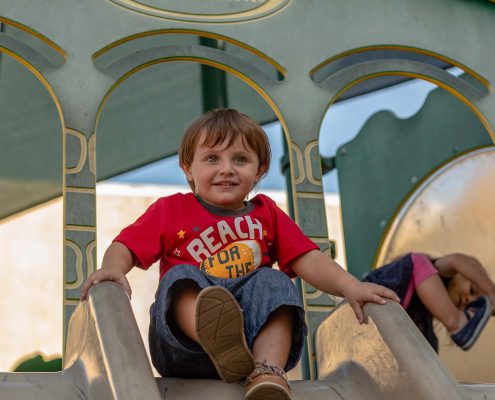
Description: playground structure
1,0,495,398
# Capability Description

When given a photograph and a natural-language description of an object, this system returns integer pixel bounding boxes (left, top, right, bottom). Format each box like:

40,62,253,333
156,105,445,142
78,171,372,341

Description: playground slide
316,300,495,400
0,282,494,399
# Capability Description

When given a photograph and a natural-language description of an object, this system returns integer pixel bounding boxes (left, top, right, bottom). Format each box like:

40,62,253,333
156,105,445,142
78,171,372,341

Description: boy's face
181,132,266,210
447,274,481,310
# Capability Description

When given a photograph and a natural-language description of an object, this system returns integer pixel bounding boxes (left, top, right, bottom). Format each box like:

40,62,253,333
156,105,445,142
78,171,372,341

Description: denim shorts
149,264,307,378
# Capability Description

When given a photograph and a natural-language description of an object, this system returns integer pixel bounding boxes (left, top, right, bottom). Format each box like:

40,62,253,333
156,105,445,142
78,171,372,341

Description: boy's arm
80,241,135,300
291,249,400,323
435,253,495,306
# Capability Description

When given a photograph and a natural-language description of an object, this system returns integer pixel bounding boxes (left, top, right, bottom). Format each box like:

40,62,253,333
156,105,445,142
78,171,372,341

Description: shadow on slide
0,282,494,399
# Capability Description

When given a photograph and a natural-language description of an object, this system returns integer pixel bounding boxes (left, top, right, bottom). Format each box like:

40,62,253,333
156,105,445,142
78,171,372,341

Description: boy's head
179,109,271,192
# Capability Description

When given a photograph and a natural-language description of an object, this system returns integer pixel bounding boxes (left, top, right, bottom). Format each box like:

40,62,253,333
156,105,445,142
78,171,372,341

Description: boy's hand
342,280,400,324
80,269,132,301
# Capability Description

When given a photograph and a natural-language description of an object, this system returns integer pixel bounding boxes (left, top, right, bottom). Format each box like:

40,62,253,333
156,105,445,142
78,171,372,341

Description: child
363,252,495,352
80,109,399,400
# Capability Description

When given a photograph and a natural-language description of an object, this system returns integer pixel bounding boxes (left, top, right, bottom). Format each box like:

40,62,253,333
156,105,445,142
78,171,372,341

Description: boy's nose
219,161,234,174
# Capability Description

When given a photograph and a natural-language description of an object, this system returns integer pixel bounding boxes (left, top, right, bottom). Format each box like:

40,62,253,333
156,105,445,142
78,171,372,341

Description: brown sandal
245,361,290,400
195,286,254,383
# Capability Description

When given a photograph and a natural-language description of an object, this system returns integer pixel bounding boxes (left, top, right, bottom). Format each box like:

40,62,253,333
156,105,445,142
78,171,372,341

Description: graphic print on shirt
199,240,262,278
181,215,266,278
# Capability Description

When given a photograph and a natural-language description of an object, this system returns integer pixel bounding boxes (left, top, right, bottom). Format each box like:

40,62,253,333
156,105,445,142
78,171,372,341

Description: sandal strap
245,361,288,385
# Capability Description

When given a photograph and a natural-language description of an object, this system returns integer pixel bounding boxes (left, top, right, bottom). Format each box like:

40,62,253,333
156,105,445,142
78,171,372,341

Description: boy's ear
256,165,268,181
180,162,193,181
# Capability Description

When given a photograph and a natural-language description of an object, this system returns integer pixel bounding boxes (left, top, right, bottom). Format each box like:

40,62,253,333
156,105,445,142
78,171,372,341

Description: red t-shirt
115,192,318,281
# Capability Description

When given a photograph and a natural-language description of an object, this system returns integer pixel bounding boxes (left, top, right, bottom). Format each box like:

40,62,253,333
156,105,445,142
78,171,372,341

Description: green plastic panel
0,37,62,217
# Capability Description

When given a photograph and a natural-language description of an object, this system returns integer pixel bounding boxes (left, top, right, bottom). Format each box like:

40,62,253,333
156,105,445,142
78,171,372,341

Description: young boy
364,252,495,352
81,109,399,400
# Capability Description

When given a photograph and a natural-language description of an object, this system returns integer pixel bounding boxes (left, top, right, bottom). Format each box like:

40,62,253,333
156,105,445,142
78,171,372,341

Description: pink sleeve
411,253,438,287
402,253,438,309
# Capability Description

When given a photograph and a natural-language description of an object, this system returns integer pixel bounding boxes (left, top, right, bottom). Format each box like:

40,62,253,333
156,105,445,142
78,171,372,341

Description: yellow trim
107,0,290,23
88,133,96,175
291,144,305,185
86,241,97,275
65,129,87,174
92,29,286,78
66,225,97,232
65,240,84,289
310,45,491,91
304,140,323,186
65,187,96,194
296,192,324,199
0,16,67,60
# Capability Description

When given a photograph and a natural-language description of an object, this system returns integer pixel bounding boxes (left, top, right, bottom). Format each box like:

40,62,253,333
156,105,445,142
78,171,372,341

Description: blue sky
110,76,443,192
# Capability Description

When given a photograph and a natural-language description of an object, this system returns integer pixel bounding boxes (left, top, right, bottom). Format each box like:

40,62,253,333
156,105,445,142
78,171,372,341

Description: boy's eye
207,155,218,162
234,156,246,164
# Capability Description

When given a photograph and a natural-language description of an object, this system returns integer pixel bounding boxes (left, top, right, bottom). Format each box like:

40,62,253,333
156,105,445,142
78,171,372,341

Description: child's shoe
245,361,290,400
451,295,491,351
195,286,254,383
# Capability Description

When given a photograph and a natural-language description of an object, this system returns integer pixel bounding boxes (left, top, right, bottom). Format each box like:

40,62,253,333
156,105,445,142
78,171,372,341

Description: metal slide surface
0,282,494,399
317,301,495,400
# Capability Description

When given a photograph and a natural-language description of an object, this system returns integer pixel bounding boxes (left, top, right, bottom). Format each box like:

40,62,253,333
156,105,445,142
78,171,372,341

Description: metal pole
199,37,228,111
0,23,4,80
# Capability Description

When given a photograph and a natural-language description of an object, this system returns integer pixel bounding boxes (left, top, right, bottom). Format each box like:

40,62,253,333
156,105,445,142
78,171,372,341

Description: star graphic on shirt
177,229,186,239
263,230,268,237
174,248,181,257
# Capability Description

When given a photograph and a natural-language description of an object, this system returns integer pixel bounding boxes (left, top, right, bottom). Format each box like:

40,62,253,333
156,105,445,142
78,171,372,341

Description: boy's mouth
214,181,238,186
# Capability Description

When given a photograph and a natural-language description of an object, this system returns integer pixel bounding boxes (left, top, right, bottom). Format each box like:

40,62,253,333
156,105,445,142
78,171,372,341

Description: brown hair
179,109,271,190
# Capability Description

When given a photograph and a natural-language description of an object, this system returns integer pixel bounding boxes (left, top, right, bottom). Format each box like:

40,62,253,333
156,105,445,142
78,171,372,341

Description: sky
109,74,451,192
